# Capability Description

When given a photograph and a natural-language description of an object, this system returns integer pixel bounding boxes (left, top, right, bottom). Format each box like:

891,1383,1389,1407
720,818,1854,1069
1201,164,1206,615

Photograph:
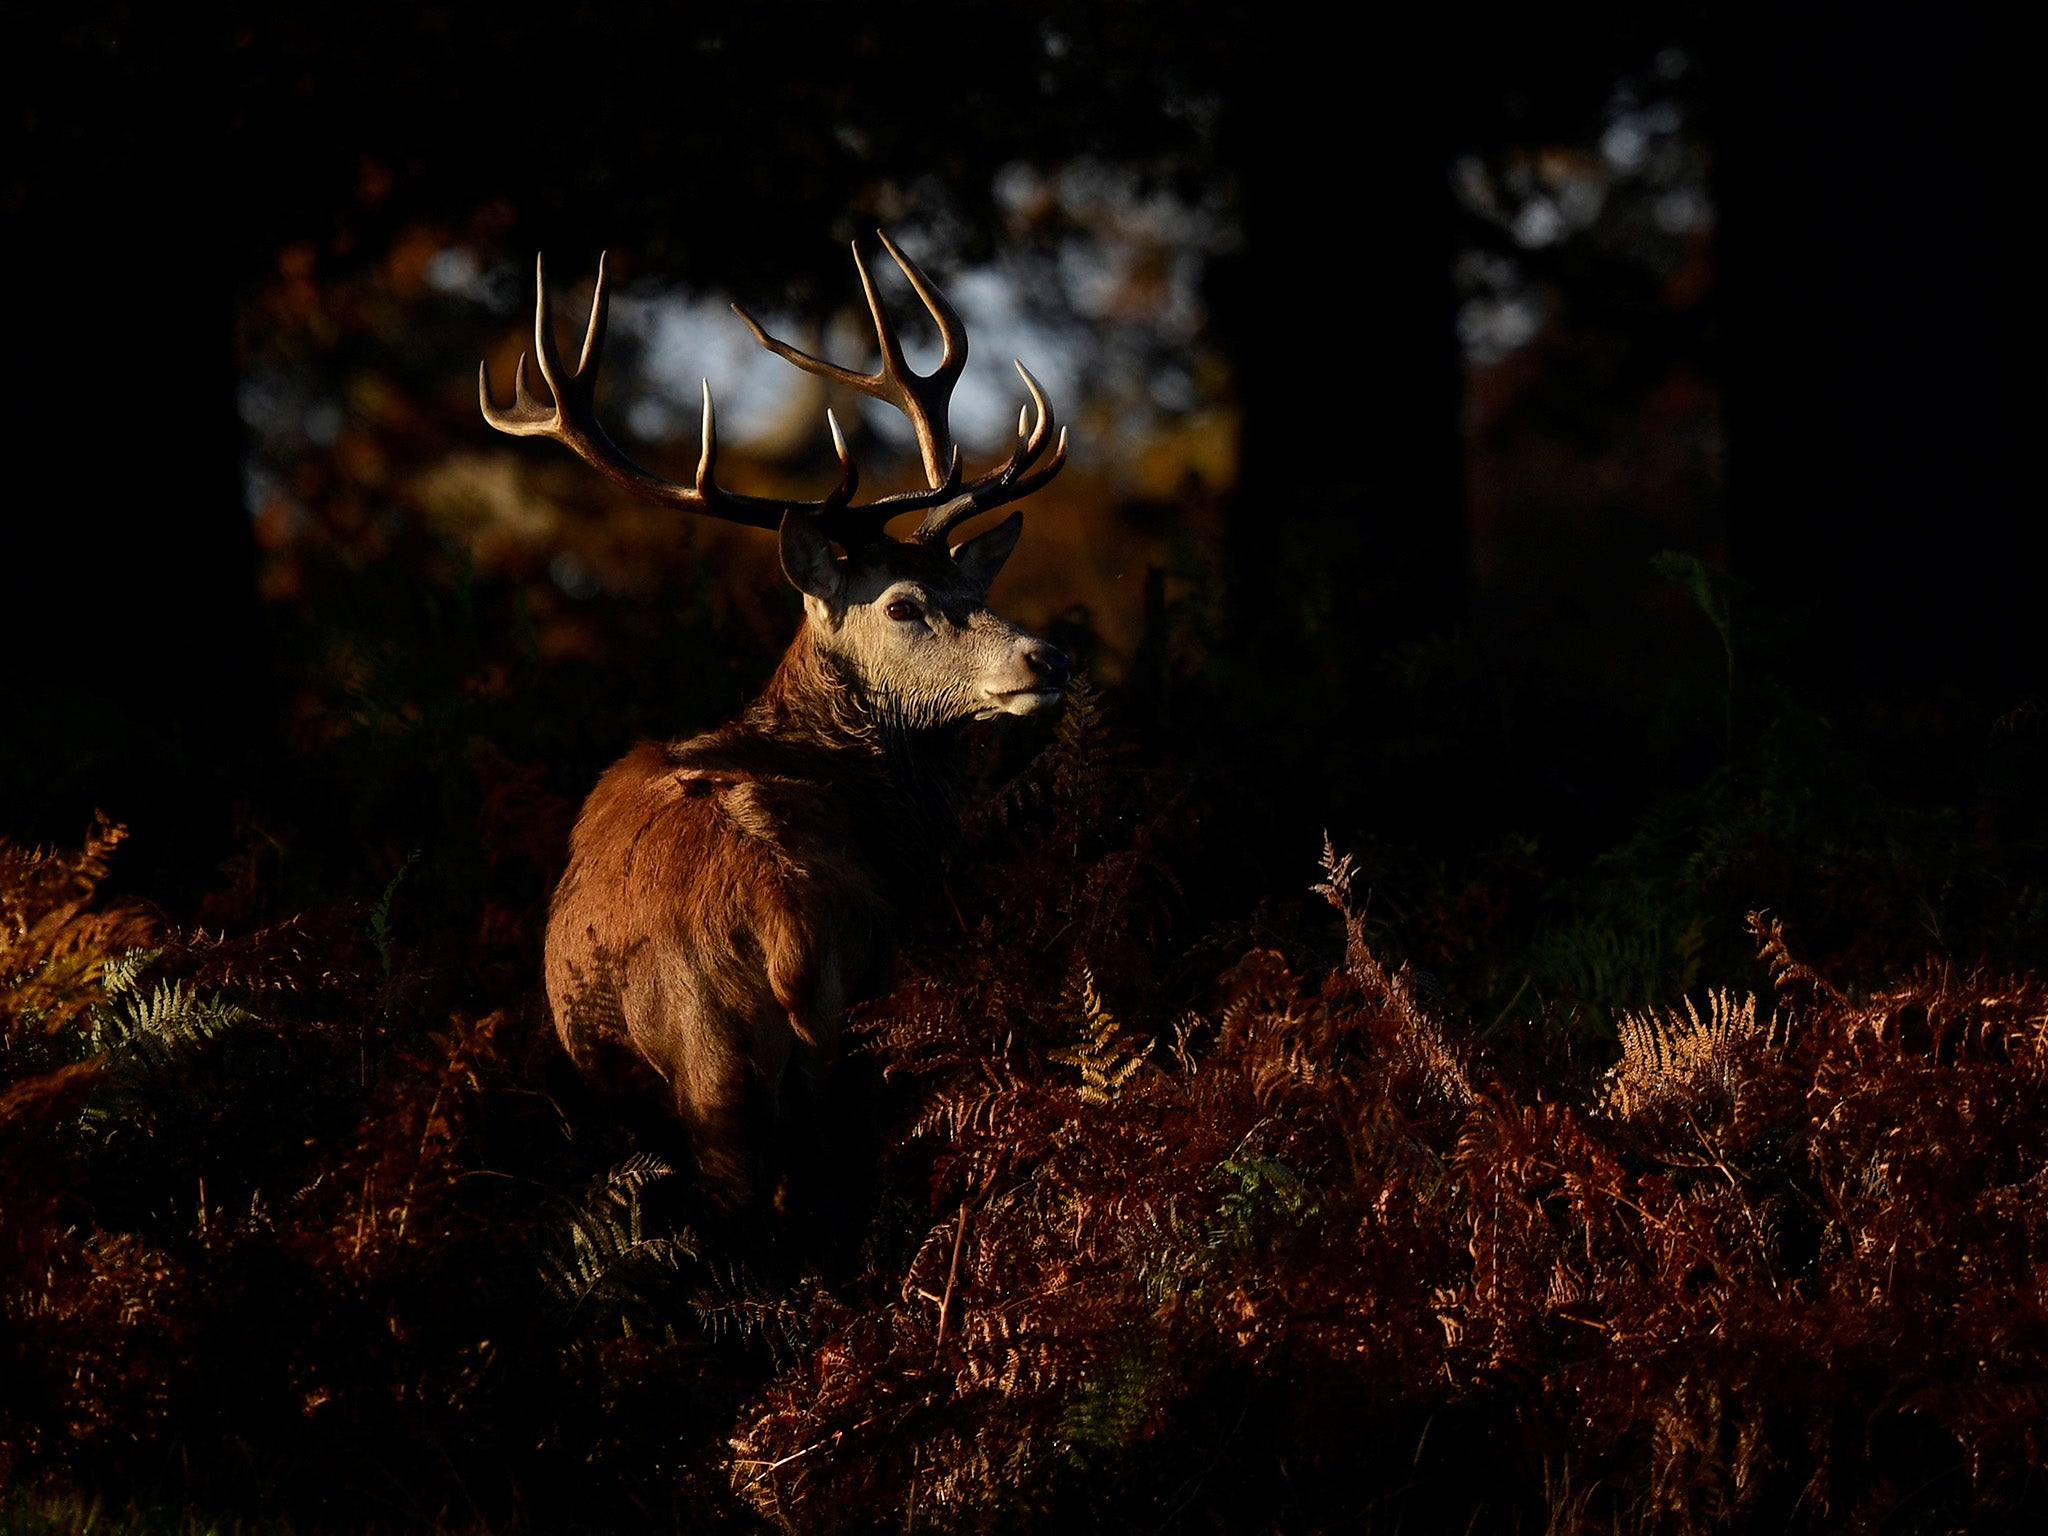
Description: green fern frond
538,1154,698,1334
369,851,419,978
1206,1150,1321,1258
88,979,248,1067
1058,1336,1166,1465
692,1261,812,1367
99,947,162,998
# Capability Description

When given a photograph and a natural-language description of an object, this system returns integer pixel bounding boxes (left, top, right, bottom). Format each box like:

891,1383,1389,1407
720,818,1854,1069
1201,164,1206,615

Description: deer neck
743,623,966,837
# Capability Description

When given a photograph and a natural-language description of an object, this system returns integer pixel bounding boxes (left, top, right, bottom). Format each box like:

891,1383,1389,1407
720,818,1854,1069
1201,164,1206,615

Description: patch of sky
424,247,482,295
549,549,603,600
1600,120,1649,175
894,260,1083,453
1653,186,1714,234
240,459,309,533
424,246,524,314
1455,252,1546,365
239,367,343,449
303,400,344,447
238,368,303,439
1451,46,1712,365
242,461,280,516
599,160,1235,472
611,291,814,448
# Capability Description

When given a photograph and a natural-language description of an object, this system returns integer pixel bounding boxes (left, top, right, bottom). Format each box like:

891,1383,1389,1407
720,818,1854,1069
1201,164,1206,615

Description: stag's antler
479,253,857,536
732,233,966,490
478,237,1066,549
903,356,1067,546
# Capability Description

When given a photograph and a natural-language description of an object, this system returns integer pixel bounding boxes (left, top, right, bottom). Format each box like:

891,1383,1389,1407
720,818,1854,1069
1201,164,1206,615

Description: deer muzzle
982,640,1070,715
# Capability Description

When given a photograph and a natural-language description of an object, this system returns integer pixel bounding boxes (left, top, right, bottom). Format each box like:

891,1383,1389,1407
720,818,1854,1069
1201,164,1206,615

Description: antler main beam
732,232,968,491
478,238,1067,549
480,253,849,535
908,360,1067,546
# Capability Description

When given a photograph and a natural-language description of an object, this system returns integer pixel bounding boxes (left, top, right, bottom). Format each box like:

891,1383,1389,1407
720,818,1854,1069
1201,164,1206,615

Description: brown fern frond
1312,831,1356,912
1047,967,1152,1107
1607,989,1780,1117
0,1058,105,1136
1747,910,1843,1005
1,817,156,1044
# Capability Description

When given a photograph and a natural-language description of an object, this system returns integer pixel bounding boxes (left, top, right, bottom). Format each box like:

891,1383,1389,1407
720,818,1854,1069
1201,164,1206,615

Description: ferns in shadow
3,679,2047,1532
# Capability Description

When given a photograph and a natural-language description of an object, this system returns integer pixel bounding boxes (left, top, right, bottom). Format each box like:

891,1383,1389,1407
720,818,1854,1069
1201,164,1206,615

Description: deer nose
1025,643,1070,689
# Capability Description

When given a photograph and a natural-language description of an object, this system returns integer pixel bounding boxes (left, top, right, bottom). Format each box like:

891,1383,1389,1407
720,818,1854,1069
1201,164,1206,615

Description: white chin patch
985,687,1063,717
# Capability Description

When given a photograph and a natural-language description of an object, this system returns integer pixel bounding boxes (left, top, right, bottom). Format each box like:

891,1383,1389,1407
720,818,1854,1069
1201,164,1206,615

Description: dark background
2,0,2041,1005
5,7,2048,1530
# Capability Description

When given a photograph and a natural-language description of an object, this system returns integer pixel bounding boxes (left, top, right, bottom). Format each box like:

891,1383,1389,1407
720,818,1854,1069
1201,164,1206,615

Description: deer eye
884,598,922,623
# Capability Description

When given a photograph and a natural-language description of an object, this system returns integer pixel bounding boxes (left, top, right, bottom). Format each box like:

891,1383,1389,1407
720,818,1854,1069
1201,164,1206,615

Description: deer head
479,234,1071,725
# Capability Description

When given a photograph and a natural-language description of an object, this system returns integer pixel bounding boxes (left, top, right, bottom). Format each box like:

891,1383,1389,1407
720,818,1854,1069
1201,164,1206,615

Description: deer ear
779,510,844,606
951,510,1024,594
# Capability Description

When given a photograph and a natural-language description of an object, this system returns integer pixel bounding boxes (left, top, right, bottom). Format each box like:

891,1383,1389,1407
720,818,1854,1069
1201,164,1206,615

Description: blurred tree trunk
0,6,260,884
1713,3,2043,696
1223,20,1467,664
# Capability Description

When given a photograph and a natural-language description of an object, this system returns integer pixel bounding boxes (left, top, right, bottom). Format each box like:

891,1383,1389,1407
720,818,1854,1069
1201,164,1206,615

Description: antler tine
1013,359,1056,458
730,300,872,392
576,251,611,378
850,239,912,391
529,252,574,407
822,408,860,511
908,360,1067,545
875,231,968,379
1012,425,1069,496
732,234,967,491
694,380,718,496
481,255,791,533
911,427,1068,547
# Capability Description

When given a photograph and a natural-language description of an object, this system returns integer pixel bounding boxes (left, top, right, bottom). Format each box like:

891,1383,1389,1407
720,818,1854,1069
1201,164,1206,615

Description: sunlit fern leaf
1048,967,1150,1106
1312,831,1356,912
1607,988,1783,1117
538,1153,698,1336
98,947,162,999
87,979,248,1068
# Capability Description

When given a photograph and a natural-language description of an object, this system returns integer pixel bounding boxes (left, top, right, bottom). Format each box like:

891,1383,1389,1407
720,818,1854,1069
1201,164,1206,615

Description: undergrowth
5,680,2046,1533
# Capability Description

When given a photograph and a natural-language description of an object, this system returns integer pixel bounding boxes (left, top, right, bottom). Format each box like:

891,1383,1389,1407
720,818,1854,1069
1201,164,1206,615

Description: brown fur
545,620,973,1203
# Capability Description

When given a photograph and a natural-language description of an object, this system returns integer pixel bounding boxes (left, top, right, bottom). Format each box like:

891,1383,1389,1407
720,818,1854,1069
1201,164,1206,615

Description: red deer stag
480,237,1069,1204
